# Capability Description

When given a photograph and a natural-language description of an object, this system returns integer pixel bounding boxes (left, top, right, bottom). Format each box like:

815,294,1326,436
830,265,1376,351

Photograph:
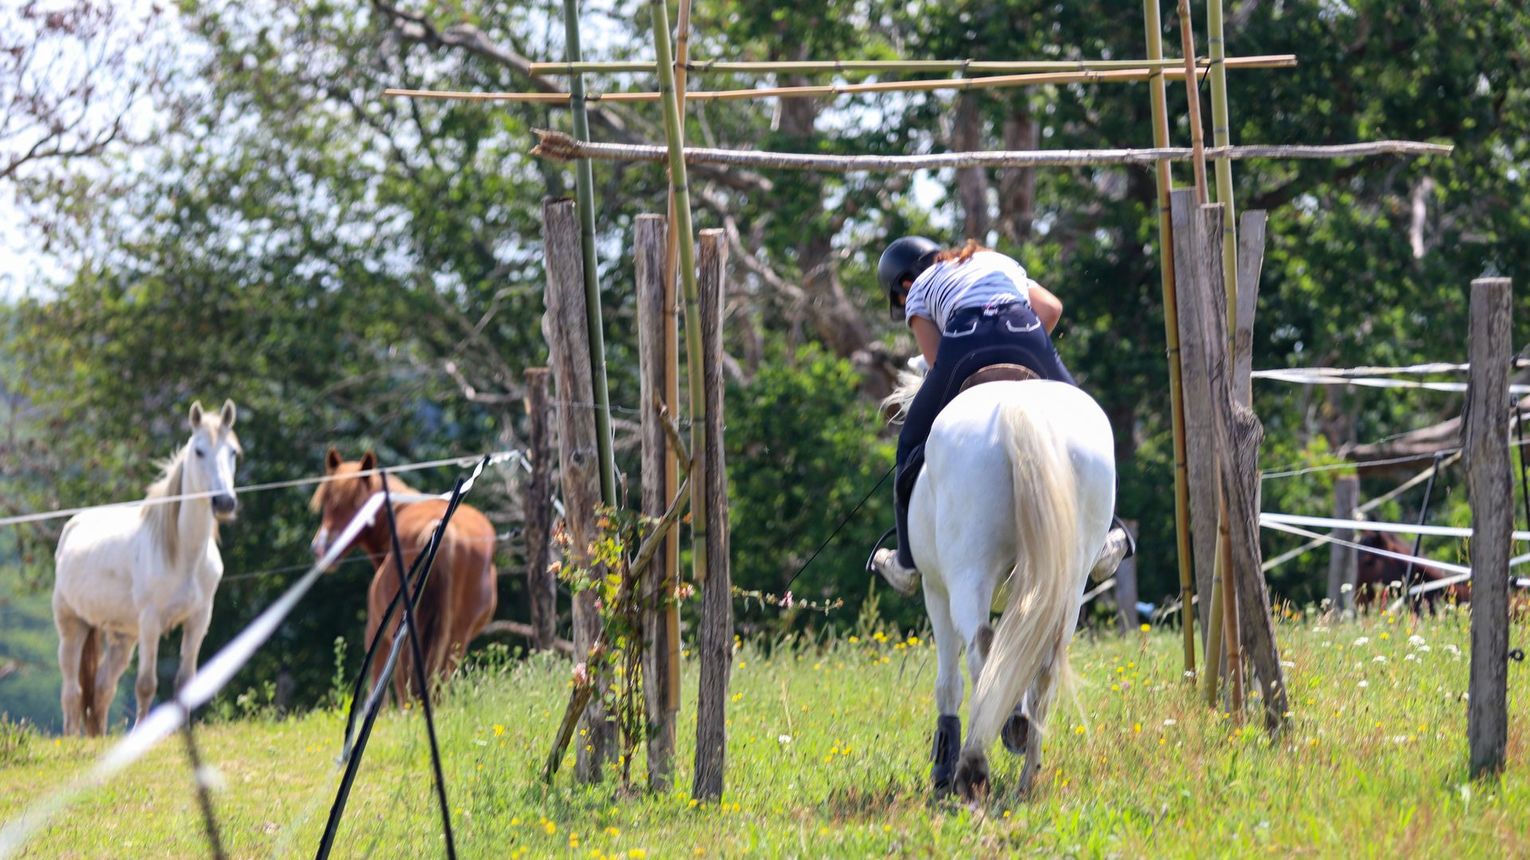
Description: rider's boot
868,457,921,595
1089,515,1137,582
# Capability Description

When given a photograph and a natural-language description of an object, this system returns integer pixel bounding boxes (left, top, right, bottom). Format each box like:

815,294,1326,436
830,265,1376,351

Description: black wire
181,711,228,860
317,467,473,860
376,473,458,860
1403,451,1443,607
779,464,895,594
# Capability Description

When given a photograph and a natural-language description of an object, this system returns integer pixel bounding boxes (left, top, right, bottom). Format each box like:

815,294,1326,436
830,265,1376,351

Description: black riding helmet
877,236,940,321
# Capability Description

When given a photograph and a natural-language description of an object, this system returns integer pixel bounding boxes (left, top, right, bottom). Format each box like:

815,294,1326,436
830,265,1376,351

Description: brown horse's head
309,448,383,564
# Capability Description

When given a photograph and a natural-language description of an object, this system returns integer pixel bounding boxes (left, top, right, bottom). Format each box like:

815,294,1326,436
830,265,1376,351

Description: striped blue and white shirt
904,251,1033,333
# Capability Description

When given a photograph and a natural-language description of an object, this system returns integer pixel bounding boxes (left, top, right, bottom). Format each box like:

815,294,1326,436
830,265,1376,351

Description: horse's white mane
880,355,928,425
142,446,191,563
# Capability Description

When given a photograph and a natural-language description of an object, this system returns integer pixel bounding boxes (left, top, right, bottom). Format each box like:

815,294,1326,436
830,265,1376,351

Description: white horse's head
185,399,242,522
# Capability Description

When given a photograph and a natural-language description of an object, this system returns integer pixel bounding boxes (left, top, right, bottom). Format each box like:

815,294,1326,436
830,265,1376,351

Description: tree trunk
998,101,1038,243
953,92,991,242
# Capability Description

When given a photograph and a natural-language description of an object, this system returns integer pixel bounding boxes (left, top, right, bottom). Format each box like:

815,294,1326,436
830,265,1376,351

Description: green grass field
0,610,1526,859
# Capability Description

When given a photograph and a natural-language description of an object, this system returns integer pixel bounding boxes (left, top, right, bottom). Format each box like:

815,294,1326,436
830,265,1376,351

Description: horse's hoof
1001,712,1030,755
953,749,989,804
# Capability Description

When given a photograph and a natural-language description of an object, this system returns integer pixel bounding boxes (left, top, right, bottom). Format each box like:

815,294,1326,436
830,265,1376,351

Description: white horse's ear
908,355,929,375
325,446,342,474
220,399,237,428
188,401,204,429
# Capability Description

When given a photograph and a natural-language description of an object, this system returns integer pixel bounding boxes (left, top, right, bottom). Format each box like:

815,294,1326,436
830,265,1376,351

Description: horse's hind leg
922,577,964,795
91,634,136,735
1017,638,1065,796
53,607,89,737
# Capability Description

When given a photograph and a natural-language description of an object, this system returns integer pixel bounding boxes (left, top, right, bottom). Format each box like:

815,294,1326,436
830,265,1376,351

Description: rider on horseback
868,236,1135,593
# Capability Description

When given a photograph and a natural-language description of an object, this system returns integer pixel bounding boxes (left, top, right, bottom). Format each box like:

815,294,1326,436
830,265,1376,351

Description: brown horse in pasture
309,448,498,700
1355,531,1470,612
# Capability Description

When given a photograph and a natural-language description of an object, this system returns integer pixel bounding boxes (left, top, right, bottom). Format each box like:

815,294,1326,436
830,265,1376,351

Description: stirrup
1111,515,1137,559
865,526,898,575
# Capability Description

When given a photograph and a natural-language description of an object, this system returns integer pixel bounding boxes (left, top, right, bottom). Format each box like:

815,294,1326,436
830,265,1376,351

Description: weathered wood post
693,229,732,801
1115,519,1140,632
1171,189,1287,732
1466,276,1512,779
542,198,615,781
636,213,677,790
1175,238,1221,639
523,367,557,651
1326,475,1359,615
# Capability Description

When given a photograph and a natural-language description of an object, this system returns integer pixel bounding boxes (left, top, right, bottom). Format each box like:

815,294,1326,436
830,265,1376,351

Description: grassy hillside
0,613,1525,858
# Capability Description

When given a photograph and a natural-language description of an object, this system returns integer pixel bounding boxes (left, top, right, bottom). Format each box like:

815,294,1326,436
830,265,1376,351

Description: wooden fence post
1326,475,1359,615
542,198,615,781
636,214,677,791
1174,233,1221,638
1170,189,1287,733
692,229,732,801
1115,519,1140,632
1466,276,1511,779
523,367,557,652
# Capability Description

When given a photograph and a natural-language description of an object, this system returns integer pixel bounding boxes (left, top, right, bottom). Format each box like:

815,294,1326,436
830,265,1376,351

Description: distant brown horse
309,449,497,700
1355,531,1470,612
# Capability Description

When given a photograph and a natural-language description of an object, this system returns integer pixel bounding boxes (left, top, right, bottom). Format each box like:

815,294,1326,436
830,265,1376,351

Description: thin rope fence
0,450,522,529
1261,451,1460,572
0,453,512,860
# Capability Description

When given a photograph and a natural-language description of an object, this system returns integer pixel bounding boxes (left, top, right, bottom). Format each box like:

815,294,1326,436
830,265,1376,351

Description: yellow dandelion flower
493,724,505,736
1139,623,1151,632
629,851,648,860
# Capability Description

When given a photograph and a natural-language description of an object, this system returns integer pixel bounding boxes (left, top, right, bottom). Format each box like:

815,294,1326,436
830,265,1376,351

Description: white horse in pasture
885,372,1115,801
52,400,242,736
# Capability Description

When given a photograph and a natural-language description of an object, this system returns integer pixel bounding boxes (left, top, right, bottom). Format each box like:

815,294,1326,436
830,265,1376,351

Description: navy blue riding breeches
896,302,1075,470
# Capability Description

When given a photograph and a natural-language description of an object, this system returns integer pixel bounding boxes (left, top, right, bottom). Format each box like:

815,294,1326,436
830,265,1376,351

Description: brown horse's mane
309,463,420,515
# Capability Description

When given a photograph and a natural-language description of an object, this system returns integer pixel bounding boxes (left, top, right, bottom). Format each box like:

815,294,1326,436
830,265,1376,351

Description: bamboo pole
1175,0,1209,202
387,65,1229,105
658,0,692,728
527,54,1298,76
1207,0,1244,717
528,130,1451,171
1144,0,1197,678
561,0,618,509
1176,0,1222,705
646,0,709,617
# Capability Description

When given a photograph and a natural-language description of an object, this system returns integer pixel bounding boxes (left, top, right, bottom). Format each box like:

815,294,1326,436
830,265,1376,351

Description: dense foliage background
1,0,1526,729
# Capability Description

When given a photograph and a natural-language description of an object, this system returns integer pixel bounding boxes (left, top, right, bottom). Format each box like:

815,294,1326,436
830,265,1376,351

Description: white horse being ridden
52,400,242,736
886,374,1115,801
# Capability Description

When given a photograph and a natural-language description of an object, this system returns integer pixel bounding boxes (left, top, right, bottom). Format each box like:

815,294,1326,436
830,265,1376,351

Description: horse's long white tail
967,399,1081,750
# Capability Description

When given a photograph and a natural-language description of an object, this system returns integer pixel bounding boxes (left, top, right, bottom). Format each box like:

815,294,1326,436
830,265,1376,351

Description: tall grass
0,611,1524,858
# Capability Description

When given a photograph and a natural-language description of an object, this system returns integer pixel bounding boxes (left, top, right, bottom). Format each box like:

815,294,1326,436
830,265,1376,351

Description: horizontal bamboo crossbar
530,129,1452,173
527,54,1296,76
385,63,1271,105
